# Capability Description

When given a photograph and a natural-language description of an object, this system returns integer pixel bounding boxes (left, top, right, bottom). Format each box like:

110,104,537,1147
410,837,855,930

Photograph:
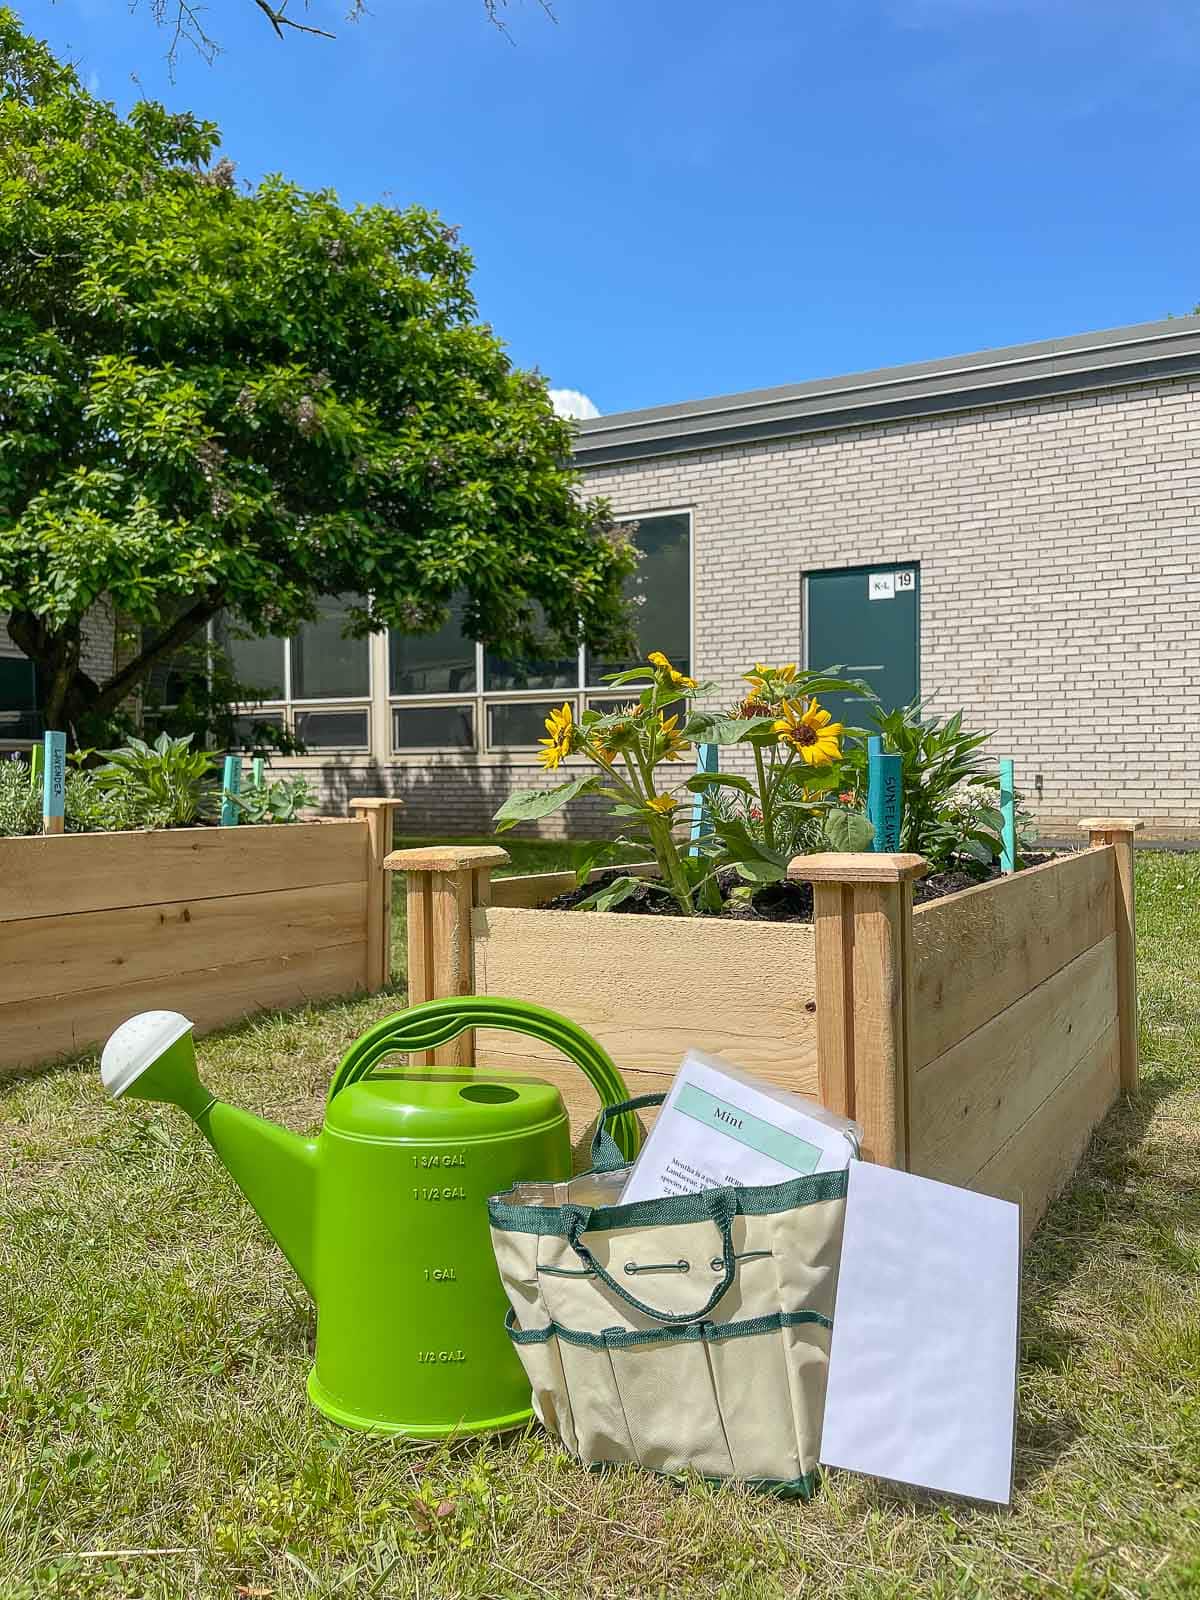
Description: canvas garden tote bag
489,1094,850,1497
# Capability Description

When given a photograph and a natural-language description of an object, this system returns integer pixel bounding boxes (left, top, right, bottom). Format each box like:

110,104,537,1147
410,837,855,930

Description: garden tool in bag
489,1093,851,1497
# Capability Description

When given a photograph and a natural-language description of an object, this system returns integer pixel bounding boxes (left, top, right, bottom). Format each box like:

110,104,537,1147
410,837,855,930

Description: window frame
224,612,376,754
390,696,478,757
385,507,695,759
224,509,695,760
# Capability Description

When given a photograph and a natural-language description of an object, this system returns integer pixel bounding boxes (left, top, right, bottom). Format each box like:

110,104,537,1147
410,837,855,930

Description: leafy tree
0,14,632,743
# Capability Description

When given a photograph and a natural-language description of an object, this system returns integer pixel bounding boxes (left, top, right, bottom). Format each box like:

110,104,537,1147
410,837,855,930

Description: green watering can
100,998,638,1437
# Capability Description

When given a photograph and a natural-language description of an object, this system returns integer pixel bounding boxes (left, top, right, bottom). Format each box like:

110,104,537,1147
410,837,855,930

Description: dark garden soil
541,855,1056,924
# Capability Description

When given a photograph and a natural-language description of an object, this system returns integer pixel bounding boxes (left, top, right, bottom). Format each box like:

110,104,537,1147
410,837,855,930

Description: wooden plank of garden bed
0,941,369,1071
909,932,1118,1188
473,906,819,1141
910,847,1114,1070
965,1015,1120,1238
0,820,368,923
0,881,368,1006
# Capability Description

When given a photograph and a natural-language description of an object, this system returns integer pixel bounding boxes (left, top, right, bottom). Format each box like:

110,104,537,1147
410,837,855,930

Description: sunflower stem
754,741,775,850
647,816,695,916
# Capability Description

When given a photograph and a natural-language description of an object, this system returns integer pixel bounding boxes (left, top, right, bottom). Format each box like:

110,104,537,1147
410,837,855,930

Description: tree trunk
7,594,224,748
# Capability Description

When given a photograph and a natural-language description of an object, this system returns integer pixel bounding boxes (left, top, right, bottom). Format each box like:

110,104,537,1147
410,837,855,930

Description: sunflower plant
684,662,877,883
493,652,716,916
494,653,879,914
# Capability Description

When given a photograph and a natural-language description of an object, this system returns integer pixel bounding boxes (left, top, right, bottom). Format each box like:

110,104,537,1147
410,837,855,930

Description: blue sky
32,0,1200,416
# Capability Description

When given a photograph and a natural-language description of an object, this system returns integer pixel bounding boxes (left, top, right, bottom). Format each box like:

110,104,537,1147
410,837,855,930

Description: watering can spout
101,1012,319,1298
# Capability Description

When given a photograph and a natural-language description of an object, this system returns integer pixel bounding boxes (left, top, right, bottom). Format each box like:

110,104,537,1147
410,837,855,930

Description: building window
387,510,693,756
586,510,691,683
0,654,40,743
392,703,475,752
221,594,371,751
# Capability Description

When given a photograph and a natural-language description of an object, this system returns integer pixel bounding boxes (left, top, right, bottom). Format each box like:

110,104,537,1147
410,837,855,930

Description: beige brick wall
49,374,1199,840
582,377,1200,840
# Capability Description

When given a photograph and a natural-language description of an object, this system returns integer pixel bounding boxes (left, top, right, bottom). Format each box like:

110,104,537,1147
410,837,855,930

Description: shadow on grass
1010,1067,1184,1491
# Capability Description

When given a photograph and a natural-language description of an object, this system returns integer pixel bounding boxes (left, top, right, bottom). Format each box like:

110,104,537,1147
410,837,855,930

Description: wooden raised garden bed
0,799,402,1072
388,818,1140,1238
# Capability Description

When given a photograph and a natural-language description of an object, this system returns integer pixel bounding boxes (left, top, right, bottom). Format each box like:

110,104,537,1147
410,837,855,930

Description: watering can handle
325,996,642,1163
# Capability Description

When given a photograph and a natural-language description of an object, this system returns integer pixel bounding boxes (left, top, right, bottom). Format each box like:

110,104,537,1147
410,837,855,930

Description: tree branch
90,592,226,717
251,0,336,43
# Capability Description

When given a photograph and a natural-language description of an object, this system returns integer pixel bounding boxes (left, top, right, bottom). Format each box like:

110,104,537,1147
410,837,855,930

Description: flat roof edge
572,315,1200,467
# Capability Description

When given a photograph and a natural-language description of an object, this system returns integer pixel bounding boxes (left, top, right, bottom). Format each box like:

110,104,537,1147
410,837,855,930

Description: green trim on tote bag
489,1165,849,1238
504,1306,832,1350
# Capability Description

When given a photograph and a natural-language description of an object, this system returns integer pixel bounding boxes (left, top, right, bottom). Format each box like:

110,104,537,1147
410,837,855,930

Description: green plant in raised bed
687,661,877,881
0,755,40,836
494,654,709,915
494,654,874,914
0,753,145,835
224,772,317,825
843,701,1026,871
92,732,218,828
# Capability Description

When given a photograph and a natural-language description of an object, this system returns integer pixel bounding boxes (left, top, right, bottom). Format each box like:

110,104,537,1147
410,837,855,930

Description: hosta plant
93,733,218,828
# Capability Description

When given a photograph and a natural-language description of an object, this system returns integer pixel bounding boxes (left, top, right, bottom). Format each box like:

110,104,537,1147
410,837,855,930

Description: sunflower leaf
492,775,598,832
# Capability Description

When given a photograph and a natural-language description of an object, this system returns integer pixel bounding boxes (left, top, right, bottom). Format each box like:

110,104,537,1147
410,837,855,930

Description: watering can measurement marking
100,997,637,1438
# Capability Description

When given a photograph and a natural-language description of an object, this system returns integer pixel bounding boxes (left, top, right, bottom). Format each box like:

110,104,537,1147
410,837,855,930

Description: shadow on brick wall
313,753,615,841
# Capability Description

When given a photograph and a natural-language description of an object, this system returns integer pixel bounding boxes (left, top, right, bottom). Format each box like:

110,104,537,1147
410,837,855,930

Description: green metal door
805,564,919,729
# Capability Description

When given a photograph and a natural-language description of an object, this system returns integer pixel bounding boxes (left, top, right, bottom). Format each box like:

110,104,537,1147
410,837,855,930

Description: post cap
787,852,930,885
1077,818,1144,835
385,844,510,873
349,797,406,811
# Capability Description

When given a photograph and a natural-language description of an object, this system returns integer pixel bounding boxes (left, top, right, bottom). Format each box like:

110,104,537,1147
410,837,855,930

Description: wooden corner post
1079,817,1144,1095
384,844,510,1067
788,852,929,1168
349,798,406,991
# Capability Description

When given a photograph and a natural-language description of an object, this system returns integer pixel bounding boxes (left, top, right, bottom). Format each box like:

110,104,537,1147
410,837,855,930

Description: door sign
869,569,915,601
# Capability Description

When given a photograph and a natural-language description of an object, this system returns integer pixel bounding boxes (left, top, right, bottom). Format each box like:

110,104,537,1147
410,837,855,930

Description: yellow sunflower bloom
645,793,678,815
656,712,690,763
773,697,844,766
647,650,698,690
537,702,576,770
742,661,798,693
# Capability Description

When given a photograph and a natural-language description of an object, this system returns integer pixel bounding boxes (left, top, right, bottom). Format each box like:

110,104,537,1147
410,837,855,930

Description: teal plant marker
29,741,43,796
220,754,241,827
999,758,1016,874
251,757,265,787
866,738,902,852
690,742,718,856
42,730,66,835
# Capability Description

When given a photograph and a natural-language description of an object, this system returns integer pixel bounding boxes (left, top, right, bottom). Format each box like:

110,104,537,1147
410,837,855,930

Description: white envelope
820,1160,1021,1506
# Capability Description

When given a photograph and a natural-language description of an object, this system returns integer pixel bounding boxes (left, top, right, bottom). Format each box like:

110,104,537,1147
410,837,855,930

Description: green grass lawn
1,852,1198,1598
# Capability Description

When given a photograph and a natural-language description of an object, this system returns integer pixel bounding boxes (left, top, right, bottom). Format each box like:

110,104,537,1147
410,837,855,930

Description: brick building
5,314,1200,838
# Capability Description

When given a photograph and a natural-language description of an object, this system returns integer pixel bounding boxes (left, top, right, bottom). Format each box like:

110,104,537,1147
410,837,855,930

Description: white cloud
549,387,600,421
